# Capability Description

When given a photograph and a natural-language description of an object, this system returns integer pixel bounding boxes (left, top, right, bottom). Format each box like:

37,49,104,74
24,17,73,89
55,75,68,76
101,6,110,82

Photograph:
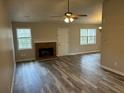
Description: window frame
16,28,33,50
80,28,97,45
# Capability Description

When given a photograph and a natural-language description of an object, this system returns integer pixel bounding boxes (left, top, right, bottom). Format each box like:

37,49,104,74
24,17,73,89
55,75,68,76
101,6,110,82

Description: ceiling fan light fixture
70,17,74,22
65,12,72,17
64,17,70,23
64,17,74,23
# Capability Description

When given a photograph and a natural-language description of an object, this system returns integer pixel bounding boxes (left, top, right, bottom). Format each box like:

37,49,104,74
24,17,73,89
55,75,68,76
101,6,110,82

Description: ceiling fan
51,0,87,23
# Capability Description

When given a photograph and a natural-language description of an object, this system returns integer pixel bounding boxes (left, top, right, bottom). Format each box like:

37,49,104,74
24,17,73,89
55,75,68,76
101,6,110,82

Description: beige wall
0,0,15,93
69,24,101,53
102,0,124,73
12,22,101,61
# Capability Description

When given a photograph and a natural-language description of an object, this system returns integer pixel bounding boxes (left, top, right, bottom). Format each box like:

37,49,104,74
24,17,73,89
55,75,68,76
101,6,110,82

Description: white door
57,28,69,56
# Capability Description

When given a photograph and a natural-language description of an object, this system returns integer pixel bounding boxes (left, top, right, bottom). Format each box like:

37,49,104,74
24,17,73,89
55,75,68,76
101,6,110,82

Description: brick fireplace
35,42,56,60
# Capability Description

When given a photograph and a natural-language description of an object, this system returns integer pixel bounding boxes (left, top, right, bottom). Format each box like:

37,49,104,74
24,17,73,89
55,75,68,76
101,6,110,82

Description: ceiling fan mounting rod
68,0,70,12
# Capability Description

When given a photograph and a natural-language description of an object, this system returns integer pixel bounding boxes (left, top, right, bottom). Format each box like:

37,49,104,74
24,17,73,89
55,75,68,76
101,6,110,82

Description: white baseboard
16,58,35,62
16,50,100,62
11,62,16,93
101,65,124,77
68,50,100,56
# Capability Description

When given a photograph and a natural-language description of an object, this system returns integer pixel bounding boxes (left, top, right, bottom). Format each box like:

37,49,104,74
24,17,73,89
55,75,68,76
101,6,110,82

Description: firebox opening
39,48,54,57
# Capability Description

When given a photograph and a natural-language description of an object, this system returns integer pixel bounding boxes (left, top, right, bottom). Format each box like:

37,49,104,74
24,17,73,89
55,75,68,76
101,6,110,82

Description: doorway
57,28,69,56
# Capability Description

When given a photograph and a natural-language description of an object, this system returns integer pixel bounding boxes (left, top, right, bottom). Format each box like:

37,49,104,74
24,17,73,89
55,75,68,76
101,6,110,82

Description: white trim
101,65,124,77
34,41,57,43
38,58,57,61
57,54,69,57
68,50,100,56
16,58,35,62
11,63,16,93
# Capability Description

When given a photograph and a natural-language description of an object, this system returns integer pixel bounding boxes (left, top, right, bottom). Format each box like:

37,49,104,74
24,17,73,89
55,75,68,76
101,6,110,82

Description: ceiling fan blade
71,14,87,19
72,16,78,19
77,14,88,17
51,16,64,17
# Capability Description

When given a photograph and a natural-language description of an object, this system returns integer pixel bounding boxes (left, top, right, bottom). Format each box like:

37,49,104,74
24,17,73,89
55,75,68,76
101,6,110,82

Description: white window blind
16,28,32,50
80,29,96,45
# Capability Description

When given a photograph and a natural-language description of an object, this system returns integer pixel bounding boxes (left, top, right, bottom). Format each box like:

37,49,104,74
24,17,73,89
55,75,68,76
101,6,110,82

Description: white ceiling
8,0,103,24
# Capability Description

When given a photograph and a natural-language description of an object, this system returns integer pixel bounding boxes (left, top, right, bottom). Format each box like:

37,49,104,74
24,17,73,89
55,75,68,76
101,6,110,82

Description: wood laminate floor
14,53,124,93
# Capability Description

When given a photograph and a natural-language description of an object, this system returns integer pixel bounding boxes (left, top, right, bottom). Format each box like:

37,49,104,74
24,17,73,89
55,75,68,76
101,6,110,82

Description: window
80,29,96,45
16,28,32,50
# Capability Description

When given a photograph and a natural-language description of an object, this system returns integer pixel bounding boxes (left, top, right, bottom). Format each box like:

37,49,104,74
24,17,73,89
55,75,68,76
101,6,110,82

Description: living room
0,0,124,93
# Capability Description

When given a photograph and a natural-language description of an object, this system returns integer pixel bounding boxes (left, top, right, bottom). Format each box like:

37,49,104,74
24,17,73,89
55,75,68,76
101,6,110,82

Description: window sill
18,48,33,51
80,44,96,46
